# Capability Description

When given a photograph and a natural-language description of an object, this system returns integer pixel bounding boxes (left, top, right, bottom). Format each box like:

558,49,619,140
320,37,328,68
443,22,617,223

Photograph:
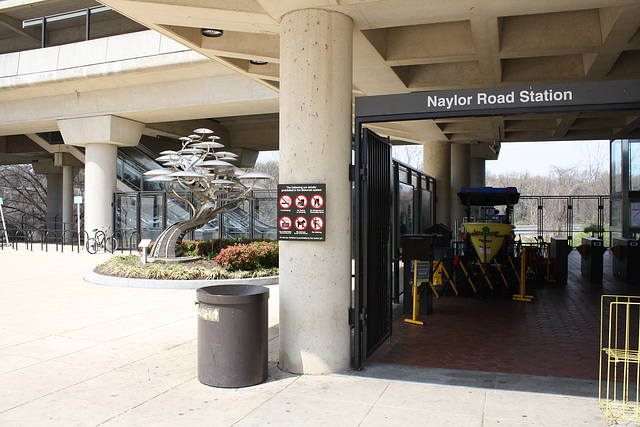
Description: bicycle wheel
94,230,105,242
104,236,118,253
86,238,98,254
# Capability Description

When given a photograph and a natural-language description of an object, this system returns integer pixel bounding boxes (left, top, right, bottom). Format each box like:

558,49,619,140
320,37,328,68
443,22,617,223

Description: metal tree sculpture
144,128,271,260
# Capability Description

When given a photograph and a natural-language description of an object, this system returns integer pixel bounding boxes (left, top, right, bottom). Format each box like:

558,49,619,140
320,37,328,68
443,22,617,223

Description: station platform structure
369,250,638,380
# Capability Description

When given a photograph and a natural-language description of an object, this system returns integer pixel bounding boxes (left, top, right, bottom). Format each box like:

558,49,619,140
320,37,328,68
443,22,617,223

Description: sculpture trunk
151,201,230,259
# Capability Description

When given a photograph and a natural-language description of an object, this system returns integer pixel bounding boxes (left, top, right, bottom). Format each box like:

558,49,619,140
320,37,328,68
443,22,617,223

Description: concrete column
423,141,451,227
45,173,63,231
469,157,486,221
62,165,74,237
83,144,117,235
58,115,144,236
470,157,486,188
279,9,353,374
450,143,471,226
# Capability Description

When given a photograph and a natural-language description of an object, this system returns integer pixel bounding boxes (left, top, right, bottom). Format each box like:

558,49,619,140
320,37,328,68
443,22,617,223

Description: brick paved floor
368,250,640,380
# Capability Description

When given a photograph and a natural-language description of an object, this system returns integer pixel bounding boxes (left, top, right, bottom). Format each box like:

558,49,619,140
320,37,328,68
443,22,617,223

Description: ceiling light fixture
201,28,223,37
250,60,268,65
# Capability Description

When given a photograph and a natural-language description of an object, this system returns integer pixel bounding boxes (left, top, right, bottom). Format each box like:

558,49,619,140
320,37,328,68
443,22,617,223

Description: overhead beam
585,5,640,79
0,13,40,43
25,133,85,163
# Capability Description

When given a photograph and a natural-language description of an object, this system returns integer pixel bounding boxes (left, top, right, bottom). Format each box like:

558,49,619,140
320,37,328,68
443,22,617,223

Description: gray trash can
196,285,269,388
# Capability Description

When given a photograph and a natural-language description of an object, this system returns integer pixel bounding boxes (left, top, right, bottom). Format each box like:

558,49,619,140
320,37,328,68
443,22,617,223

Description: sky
486,140,610,176
257,140,611,178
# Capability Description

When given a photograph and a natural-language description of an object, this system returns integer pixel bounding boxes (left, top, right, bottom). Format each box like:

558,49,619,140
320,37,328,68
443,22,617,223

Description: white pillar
62,165,74,237
423,141,451,227
279,8,353,374
84,144,117,235
58,115,144,237
450,143,471,226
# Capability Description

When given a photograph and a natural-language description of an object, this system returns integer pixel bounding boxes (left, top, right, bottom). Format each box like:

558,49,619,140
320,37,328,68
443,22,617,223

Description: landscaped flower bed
95,239,278,280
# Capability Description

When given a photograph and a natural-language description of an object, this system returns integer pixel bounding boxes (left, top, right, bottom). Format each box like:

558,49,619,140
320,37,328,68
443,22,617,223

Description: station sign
277,184,326,241
356,80,640,117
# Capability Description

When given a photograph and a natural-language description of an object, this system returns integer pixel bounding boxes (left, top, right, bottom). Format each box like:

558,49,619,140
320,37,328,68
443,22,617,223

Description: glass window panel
419,189,432,233
610,196,622,232
398,182,414,235
140,194,163,240
611,139,622,194
254,190,277,240
223,200,251,240
630,140,640,191
115,194,137,247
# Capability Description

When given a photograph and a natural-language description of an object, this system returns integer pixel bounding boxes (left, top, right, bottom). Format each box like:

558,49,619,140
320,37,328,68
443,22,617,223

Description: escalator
114,144,277,246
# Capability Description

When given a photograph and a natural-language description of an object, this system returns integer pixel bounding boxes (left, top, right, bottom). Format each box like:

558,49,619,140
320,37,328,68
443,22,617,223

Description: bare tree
0,164,47,229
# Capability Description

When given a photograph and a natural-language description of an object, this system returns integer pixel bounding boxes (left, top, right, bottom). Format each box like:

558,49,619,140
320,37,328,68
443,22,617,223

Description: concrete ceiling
0,0,639,165
93,0,640,144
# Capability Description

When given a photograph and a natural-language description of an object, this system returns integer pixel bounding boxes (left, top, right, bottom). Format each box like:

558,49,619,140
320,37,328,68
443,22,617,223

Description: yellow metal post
513,246,533,301
475,257,494,290
437,261,459,296
600,296,640,425
405,259,424,325
507,255,521,283
493,257,510,288
458,261,477,294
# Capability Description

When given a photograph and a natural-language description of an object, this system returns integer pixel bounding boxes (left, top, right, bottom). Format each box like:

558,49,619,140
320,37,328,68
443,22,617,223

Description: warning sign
279,195,292,210
311,194,324,209
310,216,324,231
278,184,326,241
279,216,292,230
294,195,308,209
295,217,308,230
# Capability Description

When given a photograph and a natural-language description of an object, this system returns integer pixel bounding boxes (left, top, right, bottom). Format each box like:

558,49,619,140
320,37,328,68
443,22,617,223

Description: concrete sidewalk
0,248,609,426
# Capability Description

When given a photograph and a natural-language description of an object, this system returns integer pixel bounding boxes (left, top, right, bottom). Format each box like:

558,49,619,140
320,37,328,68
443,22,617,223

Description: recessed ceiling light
201,28,223,37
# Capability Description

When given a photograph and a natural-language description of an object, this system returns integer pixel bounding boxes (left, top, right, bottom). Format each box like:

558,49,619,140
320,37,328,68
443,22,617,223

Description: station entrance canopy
356,80,640,122
353,79,640,369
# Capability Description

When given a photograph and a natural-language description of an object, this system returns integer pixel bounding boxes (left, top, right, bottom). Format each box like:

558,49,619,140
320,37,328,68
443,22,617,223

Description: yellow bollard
513,247,533,302
405,259,424,325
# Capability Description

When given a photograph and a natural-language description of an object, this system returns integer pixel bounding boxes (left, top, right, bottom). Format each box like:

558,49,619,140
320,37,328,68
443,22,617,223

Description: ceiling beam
0,13,40,44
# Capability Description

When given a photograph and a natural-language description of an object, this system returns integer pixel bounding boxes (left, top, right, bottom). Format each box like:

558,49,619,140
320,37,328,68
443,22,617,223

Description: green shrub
181,238,275,259
215,241,279,271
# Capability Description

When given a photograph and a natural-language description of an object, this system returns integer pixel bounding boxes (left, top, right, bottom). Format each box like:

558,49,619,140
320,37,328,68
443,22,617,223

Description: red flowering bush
215,241,279,271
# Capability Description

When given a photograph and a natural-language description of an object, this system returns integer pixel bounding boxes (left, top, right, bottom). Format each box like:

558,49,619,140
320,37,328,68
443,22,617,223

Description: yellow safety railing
600,295,640,425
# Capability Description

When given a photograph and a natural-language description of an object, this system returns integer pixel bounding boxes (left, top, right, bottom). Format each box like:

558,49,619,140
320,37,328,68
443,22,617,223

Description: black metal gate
354,127,392,369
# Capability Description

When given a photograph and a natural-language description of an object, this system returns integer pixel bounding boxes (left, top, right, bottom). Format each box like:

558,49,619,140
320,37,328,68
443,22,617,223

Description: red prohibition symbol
310,194,324,209
279,216,292,230
294,195,308,209
310,216,324,231
294,216,308,230
279,195,292,210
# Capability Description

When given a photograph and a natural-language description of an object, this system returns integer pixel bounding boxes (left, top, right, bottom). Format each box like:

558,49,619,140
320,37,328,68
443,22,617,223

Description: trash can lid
196,285,269,305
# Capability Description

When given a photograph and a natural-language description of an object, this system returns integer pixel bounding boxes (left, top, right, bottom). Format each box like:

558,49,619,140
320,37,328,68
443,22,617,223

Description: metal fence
515,195,610,247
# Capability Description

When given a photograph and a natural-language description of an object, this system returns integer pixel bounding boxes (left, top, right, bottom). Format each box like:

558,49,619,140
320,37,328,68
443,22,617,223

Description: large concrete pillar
58,115,144,236
62,165,74,235
83,144,117,235
32,159,63,232
470,157,486,188
45,173,63,231
279,9,353,374
423,141,451,227
450,143,471,226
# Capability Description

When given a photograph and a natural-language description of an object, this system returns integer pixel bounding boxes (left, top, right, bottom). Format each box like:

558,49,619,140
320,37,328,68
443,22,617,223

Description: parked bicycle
86,227,118,254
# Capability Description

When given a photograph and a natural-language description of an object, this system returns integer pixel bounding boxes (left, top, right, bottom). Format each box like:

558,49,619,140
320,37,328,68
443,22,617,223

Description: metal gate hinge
360,166,368,181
